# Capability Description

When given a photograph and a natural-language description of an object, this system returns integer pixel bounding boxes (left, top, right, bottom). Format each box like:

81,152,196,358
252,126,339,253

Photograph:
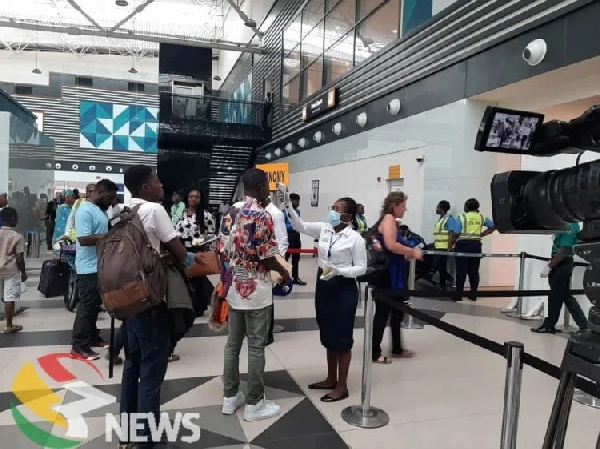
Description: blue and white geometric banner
79,100,159,153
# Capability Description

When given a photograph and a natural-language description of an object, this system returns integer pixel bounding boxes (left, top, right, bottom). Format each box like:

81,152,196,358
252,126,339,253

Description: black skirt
314,268,359,351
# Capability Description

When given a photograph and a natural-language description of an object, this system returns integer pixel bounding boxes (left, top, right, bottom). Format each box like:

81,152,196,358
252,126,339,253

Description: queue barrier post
516,252,526,319
341,285,390,429
500,341,525,449
401,258,423,330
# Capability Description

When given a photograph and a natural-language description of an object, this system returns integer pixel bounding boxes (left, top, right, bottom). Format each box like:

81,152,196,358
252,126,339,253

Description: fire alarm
377,176,382,182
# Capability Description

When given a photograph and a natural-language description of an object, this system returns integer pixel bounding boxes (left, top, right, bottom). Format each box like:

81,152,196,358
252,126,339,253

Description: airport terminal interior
0,0,600,448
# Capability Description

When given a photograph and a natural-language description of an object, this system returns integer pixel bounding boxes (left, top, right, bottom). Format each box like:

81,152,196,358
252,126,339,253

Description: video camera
475,104,600,345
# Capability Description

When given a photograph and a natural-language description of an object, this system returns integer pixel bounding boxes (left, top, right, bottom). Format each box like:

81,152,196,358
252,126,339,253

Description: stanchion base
341,405,390,428
401,322,424,329
574,390,600,409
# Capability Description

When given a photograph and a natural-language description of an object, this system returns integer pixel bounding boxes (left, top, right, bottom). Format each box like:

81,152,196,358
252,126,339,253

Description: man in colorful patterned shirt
218,168,291,422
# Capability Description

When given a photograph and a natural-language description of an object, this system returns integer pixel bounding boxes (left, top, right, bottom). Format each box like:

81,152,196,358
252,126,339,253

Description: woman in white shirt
285,194,367,403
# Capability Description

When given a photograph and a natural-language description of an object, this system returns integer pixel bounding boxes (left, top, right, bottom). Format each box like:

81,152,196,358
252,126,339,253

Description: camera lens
523,48,532,60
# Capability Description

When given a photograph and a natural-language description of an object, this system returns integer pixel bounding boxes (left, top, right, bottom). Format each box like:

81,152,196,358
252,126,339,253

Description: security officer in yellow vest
433,200,452,290
448,198,496,301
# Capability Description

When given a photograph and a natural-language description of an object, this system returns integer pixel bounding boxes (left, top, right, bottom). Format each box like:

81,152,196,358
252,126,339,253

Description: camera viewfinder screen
485,111,541,152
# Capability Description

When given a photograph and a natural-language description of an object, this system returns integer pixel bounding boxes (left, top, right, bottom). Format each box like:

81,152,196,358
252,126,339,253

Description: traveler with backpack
371,191,423,364
282,187,366,403
114,165,187,449
70,179,117,361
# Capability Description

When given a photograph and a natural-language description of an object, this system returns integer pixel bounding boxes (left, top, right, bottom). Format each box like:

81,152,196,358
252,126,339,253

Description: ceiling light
128,67,138,74
116,0,129,6
245,19,257,28
213,75,222,81
32,68,41,74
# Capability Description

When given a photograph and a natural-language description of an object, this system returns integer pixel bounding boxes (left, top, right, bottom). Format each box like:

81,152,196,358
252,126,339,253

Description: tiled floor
0,256,598,448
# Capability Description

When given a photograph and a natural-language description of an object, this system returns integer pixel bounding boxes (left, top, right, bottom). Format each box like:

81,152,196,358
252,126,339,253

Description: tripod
542,330,600,448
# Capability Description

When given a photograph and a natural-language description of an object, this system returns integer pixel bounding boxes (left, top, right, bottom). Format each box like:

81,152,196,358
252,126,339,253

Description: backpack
97,205,167,320
357,220,389,284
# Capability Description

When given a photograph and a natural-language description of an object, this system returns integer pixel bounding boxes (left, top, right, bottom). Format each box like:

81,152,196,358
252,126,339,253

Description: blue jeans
119,305,170,447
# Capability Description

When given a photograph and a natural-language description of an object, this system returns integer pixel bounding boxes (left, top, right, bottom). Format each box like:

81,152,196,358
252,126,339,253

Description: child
0,207,27,333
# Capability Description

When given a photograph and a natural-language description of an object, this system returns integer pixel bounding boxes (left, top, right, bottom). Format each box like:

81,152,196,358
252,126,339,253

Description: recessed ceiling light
116,0,128,6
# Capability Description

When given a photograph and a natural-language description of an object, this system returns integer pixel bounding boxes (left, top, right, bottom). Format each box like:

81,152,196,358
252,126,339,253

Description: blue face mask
328,210,342,227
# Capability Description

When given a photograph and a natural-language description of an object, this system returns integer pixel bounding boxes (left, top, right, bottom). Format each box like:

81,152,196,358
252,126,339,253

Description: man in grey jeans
217,168,290,421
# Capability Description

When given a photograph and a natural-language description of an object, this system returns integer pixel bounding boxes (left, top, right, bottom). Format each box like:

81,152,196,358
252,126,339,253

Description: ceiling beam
0,21,263,54
66,0,103,30
109,0,156,32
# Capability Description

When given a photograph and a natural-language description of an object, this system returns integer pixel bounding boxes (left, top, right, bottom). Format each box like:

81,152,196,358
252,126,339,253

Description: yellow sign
256,162,289,191
388,165,401,179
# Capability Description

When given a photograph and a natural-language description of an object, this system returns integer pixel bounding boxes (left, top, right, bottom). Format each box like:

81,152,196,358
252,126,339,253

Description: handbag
186,250,220,278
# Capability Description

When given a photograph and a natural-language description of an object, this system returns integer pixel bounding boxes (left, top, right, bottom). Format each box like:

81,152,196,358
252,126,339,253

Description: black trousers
455,240,482,298
543,260,588,330
286,230,301,279
72,273,102,352
433,251,450,289
371,289,404,360
45,221,55,250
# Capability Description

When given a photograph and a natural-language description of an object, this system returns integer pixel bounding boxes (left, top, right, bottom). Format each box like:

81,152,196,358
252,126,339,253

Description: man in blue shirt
448,198,496,301
70,179,117,361
284,193,306,285
532,222,588,333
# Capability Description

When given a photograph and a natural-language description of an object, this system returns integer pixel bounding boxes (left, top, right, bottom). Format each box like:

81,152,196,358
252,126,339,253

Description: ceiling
0,0,258,56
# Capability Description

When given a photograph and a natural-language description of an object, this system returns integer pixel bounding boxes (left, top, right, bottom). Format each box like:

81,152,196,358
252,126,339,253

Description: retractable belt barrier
375,290,598,398
285,248,317,254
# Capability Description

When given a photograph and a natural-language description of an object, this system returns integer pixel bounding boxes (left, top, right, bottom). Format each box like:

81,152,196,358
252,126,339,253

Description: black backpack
357,220,389,284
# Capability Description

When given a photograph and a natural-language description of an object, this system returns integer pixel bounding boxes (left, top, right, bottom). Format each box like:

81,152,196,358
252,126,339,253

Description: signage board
388,165,401,179
256,162,289,191
302,87,338,121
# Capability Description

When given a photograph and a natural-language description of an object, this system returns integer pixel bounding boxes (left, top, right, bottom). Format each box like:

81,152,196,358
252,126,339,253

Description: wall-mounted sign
302,87,338,122
256,162,289,191
388,165,401,179
311,180,319,207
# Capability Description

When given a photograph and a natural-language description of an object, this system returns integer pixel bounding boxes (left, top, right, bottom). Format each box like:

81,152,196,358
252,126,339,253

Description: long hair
338,197,358,230
380,191,408,219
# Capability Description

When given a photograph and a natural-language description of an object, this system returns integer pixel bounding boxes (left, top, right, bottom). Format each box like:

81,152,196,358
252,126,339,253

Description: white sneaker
243,399,281,422
222,391,245,415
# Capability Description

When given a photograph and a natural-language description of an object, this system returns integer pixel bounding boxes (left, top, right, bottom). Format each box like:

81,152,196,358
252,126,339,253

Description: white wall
0,113,9,194
432,0,460,15
0,52,158,85
278,99,518,286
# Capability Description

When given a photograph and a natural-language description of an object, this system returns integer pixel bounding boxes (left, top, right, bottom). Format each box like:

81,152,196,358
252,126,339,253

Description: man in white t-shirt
218,168,290,422
265,195,289,340
119,165,187,448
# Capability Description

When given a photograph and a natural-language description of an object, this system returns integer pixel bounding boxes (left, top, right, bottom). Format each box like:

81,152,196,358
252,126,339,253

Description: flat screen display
475,107,545,154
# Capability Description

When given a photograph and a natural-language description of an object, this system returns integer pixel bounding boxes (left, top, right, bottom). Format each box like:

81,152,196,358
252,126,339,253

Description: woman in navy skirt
284,194,367,402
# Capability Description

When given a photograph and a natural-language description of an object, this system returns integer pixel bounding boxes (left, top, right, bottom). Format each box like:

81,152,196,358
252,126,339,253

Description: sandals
321,390,349,402
308,381,337,390
4,325,23,334
373,356,392,364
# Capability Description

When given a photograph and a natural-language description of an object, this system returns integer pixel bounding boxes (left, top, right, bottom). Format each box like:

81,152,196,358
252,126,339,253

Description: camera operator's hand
540,265,551,278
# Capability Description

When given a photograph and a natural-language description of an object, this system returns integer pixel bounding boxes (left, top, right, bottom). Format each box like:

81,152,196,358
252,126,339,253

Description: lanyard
328,233,342,259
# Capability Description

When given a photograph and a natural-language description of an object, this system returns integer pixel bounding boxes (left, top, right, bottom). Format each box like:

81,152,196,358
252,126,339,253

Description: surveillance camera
522,39,547,66
416,155,425,163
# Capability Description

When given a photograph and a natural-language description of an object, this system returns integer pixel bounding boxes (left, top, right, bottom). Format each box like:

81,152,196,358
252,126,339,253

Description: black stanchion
501,342,524,449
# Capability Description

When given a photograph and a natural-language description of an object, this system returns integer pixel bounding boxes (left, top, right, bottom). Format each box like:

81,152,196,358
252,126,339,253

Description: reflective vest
433,216,450,250
458,212,484,241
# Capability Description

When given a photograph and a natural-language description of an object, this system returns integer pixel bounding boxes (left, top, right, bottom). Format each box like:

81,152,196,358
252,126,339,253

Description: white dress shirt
286,207,367,278
266,201,289,256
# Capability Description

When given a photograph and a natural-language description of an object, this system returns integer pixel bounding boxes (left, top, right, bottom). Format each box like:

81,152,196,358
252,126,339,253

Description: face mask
328,210,341,227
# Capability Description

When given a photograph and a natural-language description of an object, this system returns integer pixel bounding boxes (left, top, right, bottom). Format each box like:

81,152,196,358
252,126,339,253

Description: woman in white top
285,194,367,403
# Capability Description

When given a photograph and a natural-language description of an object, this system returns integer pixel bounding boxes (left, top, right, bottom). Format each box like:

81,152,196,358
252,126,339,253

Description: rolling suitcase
38,258,70,298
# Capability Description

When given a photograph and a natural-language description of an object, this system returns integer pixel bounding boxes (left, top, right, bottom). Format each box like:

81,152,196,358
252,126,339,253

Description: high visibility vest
458,212,484,241
433,216,450,250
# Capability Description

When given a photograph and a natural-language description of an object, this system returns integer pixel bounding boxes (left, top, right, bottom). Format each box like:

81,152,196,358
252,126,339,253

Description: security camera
416,155,425,163
522,39,547,66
